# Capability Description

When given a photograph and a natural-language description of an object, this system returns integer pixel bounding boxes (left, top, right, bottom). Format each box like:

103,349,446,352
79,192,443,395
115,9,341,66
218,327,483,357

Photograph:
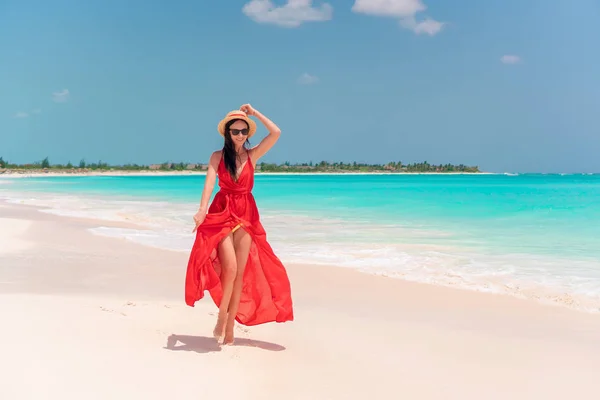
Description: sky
1,0,599,173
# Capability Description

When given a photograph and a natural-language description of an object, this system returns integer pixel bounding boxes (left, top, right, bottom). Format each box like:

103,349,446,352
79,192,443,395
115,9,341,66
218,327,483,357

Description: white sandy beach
1,201,600,399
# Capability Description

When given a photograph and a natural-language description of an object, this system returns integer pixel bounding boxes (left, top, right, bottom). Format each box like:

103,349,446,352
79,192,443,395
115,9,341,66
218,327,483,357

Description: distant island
0,156,481,175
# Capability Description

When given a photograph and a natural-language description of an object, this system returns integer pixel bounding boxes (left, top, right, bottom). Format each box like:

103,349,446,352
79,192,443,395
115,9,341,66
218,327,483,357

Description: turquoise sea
2,173,600,312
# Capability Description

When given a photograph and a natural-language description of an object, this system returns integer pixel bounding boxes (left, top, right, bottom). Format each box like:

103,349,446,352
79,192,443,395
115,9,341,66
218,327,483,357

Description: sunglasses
230,128,249,136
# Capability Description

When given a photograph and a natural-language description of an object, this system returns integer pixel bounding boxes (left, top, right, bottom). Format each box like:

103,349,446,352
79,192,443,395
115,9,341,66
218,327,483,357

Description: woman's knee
221,259,237,282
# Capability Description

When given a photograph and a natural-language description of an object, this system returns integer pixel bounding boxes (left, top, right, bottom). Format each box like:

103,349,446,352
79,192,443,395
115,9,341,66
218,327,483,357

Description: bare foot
223,327,235,345
213,313,227,343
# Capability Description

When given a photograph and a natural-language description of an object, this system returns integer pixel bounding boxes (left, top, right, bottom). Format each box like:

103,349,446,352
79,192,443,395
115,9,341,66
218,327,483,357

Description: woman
185,104,293,345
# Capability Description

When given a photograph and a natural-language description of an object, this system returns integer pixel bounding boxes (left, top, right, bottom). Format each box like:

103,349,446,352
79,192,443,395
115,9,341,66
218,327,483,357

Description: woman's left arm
240,104,281,161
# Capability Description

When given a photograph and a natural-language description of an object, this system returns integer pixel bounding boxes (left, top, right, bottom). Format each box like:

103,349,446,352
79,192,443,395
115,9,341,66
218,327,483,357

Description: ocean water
2,173,600,312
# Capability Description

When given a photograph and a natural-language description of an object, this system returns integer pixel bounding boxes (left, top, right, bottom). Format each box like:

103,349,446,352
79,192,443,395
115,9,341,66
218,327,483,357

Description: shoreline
2,201,600,399
0,202,595,314
3,199,600,314
3,197,600,316
2,188,599,315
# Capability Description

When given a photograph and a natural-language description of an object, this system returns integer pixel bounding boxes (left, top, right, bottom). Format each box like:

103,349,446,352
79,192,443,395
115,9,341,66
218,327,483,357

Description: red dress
184,153,294,326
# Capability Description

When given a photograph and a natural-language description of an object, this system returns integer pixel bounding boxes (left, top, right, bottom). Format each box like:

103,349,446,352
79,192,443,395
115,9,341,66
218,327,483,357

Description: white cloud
352,0,444,36
52,89,70,103
12,108,42,119
242,0,333,28
298,73,318,85
352,0,425,17
408,17,444,36
501,55,521,65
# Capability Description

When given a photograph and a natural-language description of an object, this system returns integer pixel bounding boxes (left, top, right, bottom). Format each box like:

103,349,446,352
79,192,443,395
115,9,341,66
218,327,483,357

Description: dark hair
223,119,251,180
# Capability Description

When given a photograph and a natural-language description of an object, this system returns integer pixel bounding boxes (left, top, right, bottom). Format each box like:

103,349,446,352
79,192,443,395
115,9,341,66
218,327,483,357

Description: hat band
228,113,247,119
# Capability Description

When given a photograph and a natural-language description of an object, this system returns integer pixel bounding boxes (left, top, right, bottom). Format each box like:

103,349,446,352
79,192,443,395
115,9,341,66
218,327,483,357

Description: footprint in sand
235,325,250,335
220,344,241,359
100,306,127,317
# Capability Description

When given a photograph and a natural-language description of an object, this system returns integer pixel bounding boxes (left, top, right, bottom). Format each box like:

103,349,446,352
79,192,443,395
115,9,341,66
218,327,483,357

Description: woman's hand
192,209,206,233
240,103,256,116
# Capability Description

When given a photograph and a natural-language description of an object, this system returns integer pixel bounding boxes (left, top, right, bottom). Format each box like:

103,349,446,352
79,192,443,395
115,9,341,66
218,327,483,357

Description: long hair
222,119,251,180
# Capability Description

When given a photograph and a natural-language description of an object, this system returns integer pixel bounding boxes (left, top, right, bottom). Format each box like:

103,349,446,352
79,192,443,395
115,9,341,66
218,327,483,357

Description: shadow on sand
164,334,286,354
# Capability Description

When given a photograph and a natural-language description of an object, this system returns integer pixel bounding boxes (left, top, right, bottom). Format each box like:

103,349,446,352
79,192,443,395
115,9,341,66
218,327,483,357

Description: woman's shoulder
209,151,222,168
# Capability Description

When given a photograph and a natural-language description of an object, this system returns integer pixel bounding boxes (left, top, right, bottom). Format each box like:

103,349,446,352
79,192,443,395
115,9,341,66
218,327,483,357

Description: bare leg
213,233,237,343
223,227,253,345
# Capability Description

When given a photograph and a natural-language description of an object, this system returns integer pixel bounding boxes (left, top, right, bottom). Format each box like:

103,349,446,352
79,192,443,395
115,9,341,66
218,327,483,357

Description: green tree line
0,156,480,173
258,160,479,173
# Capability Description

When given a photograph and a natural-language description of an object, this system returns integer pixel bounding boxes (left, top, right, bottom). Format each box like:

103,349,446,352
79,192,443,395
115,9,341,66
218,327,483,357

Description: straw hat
217,110,257,138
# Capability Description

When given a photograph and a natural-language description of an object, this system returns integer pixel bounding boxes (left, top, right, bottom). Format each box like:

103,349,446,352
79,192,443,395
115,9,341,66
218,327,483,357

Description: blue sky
1,0,599,173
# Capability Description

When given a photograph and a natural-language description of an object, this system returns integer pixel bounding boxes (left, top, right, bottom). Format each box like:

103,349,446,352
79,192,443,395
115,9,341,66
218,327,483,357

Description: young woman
185,104,293,345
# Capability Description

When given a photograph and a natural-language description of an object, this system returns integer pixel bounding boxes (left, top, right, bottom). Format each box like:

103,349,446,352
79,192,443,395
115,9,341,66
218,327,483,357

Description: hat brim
217,111,257,138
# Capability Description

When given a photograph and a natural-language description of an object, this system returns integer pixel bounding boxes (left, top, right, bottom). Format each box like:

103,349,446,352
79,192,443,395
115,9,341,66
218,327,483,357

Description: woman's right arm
193,151,220,232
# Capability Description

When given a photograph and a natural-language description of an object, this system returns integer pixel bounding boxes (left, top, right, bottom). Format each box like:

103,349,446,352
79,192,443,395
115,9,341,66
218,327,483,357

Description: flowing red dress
184,154,294,326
